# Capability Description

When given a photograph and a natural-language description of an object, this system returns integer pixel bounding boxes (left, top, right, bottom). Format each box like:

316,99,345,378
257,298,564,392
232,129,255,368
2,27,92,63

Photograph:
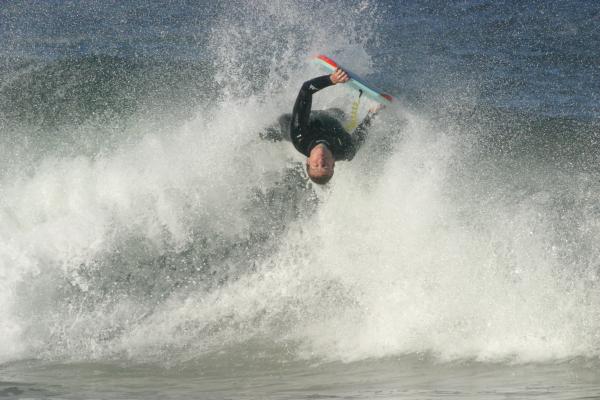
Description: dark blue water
376,1,600,118
2,1,598,118
1,1,600,398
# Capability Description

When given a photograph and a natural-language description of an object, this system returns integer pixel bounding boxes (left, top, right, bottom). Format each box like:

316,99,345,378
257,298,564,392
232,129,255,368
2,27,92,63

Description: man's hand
330,68,350,84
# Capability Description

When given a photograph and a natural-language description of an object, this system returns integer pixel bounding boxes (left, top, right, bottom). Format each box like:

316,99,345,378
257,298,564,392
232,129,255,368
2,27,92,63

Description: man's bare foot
369,104,385,114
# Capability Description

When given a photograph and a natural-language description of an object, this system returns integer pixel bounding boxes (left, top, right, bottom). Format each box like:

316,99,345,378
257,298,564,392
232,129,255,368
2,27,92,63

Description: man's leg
277,113,292,142
259,114,292,142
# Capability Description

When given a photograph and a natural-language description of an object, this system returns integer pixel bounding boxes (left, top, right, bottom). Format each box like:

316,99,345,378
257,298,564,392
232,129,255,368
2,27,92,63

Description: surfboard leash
345,89,363,132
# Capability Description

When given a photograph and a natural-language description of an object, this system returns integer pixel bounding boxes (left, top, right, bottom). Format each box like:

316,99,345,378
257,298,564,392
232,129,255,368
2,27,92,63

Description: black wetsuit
264,75,375,161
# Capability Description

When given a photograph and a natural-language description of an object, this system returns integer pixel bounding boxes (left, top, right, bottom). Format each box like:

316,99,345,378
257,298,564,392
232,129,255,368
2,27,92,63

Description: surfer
262,68,382,184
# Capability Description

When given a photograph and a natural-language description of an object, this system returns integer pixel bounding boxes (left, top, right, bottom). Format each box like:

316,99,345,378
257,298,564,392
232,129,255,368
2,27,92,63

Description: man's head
306,143,334,184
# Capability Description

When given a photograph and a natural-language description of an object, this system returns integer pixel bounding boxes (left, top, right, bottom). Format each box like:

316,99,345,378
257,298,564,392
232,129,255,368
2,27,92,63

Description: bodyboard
313,54,394,105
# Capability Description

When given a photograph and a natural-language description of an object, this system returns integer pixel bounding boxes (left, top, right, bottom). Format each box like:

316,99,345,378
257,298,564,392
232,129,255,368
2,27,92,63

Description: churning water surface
1,0,600,398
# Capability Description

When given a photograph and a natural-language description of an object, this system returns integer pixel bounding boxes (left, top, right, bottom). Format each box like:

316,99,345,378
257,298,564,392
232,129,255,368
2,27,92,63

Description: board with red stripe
313,54,394,104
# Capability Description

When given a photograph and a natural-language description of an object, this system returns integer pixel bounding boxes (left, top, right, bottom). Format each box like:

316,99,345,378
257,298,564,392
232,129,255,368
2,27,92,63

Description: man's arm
346,105,383,160
290,69,350,150
290,75,333,140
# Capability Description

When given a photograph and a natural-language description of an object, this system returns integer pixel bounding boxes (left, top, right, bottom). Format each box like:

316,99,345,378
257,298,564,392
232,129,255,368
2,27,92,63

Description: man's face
307,144,335,177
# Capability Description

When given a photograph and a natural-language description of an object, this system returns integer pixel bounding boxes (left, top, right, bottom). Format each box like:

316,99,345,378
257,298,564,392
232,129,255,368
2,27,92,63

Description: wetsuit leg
259,114,293,142
278,114,292,142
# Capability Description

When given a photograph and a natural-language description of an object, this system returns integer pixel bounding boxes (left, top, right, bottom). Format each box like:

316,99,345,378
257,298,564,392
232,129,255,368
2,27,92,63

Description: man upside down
262,68,383,184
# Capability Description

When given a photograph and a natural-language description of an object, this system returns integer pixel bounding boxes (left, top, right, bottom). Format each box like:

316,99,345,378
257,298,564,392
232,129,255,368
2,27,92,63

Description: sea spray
2,0,600,367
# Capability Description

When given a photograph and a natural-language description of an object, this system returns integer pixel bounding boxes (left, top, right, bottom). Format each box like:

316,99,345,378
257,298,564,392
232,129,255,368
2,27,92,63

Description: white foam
2,0,600,366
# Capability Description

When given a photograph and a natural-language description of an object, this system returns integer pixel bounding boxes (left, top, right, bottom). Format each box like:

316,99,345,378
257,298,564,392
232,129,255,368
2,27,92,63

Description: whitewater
1,0,600,398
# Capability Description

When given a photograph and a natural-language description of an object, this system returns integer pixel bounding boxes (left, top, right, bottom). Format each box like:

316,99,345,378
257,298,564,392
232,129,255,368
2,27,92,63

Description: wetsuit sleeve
345,111,377,160
290,75,334,149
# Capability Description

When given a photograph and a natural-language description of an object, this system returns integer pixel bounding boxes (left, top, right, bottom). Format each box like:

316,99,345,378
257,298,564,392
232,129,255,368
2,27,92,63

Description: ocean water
1,0,600,398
